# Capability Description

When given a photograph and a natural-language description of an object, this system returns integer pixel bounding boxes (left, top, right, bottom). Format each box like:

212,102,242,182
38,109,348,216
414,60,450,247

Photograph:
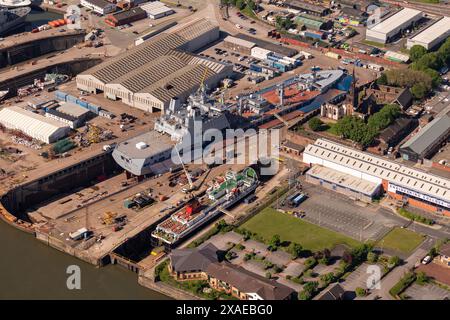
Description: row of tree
330,104,401,147
222,0,257,11
378,37,450,99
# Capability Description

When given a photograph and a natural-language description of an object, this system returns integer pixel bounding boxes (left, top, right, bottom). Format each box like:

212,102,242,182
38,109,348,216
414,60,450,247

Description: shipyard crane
174,145,194,193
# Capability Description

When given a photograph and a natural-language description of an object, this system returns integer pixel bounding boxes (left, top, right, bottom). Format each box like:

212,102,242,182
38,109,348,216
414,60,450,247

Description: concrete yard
293,179,395,242
403,283,450,300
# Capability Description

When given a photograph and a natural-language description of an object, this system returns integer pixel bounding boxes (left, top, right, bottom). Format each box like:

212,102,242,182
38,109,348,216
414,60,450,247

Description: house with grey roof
206,262,295,300
167,244,295,300
314,283,346,300
399,114,450,162
168,243,220,281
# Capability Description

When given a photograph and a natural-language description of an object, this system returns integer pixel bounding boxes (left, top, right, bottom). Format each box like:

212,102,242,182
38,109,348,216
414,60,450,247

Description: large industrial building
303,139,450,216
76,19,232,113
365,8,423,44
407,16,450,50
112,130,174,177
0,106,70,143
399,113,450,162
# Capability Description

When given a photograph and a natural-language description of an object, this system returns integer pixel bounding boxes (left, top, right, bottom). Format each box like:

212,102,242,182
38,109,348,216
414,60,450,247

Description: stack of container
54,91,102,115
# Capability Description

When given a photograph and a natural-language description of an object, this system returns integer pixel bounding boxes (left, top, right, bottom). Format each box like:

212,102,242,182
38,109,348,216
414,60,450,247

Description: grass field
241,208,360,252
378,228,425,254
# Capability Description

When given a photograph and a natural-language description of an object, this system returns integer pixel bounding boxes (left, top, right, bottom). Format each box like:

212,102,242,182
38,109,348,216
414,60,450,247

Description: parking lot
279,180,394,242
403,283,449,300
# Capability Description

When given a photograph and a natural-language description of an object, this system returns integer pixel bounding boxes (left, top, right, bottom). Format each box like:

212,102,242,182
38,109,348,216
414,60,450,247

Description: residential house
206,262,295,300
168,243,220,281
314,283,346,300
378,117,418,150
438,243,450,268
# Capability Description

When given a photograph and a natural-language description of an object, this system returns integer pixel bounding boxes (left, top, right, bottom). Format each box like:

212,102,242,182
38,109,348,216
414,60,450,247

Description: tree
235,0,245,10
409,45,427,62
416,271,429,285
367,104,401,131
413,52,443,71
355,287,367,297
298,290,312,300
377,73,388,85
268,234,281,251
247,0,256,10
304,257,317,269
265,272,272,279
320,272,335,286
319,256,330,265
411,83,428,99
389,255,401,267
308,117,323,131
303,281,319,295
288,242,303,259
367,251,379,263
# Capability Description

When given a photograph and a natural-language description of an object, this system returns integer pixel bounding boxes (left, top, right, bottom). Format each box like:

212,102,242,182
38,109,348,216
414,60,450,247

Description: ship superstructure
152,167,258,245
154,87,231,147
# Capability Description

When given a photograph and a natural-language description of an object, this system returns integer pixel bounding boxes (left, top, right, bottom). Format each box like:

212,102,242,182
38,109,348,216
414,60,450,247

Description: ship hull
0,7,30,35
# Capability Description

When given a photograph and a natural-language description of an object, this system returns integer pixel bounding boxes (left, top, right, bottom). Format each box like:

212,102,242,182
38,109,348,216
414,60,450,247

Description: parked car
422,255,432,264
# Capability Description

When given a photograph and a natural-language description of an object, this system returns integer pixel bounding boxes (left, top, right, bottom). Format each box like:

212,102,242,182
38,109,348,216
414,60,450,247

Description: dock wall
0,31,85,68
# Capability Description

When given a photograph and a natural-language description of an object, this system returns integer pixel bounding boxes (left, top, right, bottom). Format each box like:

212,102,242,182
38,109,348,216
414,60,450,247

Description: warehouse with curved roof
0,106,70,144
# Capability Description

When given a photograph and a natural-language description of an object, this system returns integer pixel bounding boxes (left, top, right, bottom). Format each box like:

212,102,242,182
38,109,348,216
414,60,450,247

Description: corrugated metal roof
224,35,255,49
369,8,422,33
305,139,450,202
86,33,187,84
409,16,450,46
111,51,194,93
308,165,380,196
170,18,218,42
400,114,450,155
141,64,216,103
0,106,69,143
140,1,174,16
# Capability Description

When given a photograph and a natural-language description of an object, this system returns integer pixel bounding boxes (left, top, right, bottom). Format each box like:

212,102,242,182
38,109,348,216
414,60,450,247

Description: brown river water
0,220,169,299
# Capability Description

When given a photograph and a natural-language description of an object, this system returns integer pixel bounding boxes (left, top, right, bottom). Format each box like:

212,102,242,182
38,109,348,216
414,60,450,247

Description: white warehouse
140,1,175,19
366,8,423,44
0,106,70,144
407,16,450,50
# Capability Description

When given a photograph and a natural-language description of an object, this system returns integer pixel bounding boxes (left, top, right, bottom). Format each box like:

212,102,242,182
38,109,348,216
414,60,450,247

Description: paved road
364,238,435,300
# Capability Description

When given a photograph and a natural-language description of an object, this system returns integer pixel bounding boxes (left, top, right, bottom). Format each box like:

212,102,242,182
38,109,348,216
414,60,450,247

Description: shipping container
249,64,263,72
303,31,323,40
292,193,307,206
66,95,77,103
325,51,341,60
55,91,67,101
87,103,101,114
273,62,288,72
76,99,89,108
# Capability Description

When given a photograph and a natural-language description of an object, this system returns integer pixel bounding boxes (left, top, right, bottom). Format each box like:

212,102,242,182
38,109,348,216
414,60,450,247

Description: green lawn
362,40,386,49
378,228,425,255
241,208,360,252
241,5,257,19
